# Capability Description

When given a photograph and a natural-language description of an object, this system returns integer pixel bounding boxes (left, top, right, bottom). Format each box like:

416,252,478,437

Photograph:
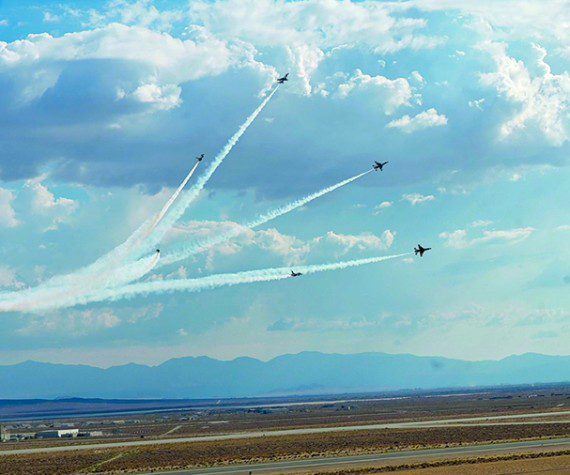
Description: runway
146,438,570,474
1,410,568,456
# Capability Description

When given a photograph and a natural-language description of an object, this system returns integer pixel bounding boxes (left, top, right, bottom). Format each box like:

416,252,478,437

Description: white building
37,429,79,438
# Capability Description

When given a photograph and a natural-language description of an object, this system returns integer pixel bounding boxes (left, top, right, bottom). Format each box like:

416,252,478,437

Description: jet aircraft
277,73,289,84
373,161,389,171
290,270,302,277
196,154,204,162
414,244,431,257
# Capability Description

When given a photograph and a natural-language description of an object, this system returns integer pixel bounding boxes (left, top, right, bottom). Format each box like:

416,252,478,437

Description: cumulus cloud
17,308,120,336
0,187,19,228
121,83,182,110
21,176,78,231
0,23,234,106
183,0,444,96
309,230,395,258
0,265,25,290
471,219,493,228
267,315,388,333
386,108,448,132
427,304,570,329
89,0,185,31
336,69,413,114
468,98,485,110
169,220,394,267
407,0,569,43
439,226,535,248
374,201,393,213
402,193,435,205
479,42,569,145
189,0,441,52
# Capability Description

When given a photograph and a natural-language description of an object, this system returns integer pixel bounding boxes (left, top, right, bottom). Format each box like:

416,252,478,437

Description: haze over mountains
1,352,568,399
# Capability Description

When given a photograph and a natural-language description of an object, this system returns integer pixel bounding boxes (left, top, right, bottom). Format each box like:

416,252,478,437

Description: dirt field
1,424,569,474
316,451,570,474
2,384,569,450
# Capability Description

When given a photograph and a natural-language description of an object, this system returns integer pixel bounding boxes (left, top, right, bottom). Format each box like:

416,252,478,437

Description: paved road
146,438,570,475
1,410,569,456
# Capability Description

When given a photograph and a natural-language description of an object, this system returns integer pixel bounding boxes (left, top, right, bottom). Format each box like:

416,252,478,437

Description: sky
0,0,568,367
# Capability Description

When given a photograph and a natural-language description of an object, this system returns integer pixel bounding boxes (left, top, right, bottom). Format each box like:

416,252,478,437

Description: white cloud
387,108,448,132
183,0,444,96
0,23,235,106
407,0,569,43
402,193,435,205
479,42,569,146
286,45,325,96
468,98,485,110
0,188,19,228
124,83,182,110
90,0,184,31
22,176,78,231
510,172,522,182
471,219,493,228
439,226,535,248
556,224,570,231
189,0,442,52
410,70,425,84
43,12,60,23
0,266,25,290
171,220,395,267
336,69,413,114
17,309,120,336
374,201,393,213
310,230,395,258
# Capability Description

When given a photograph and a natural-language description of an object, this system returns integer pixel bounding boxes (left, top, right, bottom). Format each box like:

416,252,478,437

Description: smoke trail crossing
0,251,161,313
147,85,280,245
37,86,278,289
45,253,410,309
161,169,374,266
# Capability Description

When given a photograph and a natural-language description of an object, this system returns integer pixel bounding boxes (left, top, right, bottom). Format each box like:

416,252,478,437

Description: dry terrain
1,384,569,474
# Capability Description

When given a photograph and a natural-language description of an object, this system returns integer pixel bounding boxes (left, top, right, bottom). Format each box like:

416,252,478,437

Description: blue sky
0,0,568,367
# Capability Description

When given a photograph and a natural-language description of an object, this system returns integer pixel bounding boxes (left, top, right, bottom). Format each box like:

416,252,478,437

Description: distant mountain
0,352,568,399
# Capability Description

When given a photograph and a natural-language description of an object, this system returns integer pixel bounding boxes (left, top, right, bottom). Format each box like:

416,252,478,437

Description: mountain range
1,351,568,399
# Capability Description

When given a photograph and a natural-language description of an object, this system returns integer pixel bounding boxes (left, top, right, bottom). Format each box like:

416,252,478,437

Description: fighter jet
290,270,302,277
156,249,160,253
277,73,289,84
196,154,204,162
414,244,431,257
373,161,389,171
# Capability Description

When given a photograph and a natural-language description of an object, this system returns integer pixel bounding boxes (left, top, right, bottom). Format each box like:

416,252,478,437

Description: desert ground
1,384,569,474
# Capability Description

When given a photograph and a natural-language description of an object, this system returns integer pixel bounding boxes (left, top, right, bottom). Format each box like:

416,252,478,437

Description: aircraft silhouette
414,244,431,257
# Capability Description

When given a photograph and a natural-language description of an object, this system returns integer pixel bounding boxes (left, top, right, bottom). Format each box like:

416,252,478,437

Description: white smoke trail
0,87,280,309
148,161,201,235
0,251,161,313
146,85,280,245
15,253,409,310
101,250,160,289
68,161,200,281
161,169,374,266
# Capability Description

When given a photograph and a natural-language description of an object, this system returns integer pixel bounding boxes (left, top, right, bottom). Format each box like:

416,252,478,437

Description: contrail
38,86,279,290
146,85,280,245
160,169,374,266
0,251,161,313
148,161,201,235
36,253,410,309
100,250,161,289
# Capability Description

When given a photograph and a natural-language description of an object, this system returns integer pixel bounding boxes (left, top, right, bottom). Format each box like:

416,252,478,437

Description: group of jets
194,73,430,279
